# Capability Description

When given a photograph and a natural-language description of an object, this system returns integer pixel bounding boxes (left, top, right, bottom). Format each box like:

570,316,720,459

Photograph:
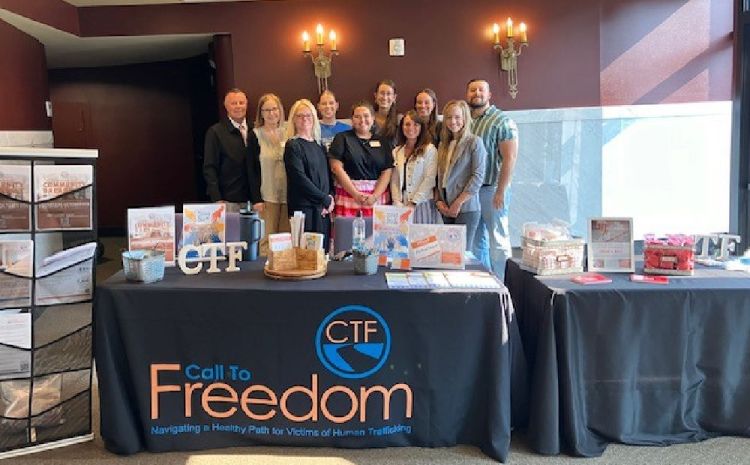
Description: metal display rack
0,148,98,459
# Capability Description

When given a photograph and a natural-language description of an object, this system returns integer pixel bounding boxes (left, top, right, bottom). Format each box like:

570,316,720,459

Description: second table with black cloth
94,261,524,462
505,259,750,457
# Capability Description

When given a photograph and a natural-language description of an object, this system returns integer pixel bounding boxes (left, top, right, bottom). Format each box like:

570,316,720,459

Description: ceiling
0,7,213,68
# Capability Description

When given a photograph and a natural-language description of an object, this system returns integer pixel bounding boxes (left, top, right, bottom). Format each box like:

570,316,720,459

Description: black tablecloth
94,261,523,462
505,259,750,456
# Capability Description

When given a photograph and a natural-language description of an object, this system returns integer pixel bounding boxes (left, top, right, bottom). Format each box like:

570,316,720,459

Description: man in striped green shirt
466,79,519,278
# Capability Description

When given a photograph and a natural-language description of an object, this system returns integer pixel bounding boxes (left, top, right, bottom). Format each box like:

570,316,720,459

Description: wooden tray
263,264,327,280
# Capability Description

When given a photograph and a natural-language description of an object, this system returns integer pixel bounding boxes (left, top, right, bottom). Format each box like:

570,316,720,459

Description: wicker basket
264,247,327,279
122,250,166,283
521,236,585,275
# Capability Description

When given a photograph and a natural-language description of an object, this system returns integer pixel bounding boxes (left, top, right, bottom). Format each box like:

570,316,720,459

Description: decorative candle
316,24,324,45
492,23,500,45
519,22,528,43
506,17,513,38
302,31,310,52
329,30,337,51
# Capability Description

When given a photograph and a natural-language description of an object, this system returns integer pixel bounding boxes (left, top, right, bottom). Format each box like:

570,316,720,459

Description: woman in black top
283,99,334,248
329,101,393,217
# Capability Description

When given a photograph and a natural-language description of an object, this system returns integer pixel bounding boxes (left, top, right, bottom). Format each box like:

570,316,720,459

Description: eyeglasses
261,107,279,113
295,113,314,119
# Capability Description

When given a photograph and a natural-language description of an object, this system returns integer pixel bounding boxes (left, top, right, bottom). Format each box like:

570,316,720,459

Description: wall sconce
492,18,528,99
302,24,338,94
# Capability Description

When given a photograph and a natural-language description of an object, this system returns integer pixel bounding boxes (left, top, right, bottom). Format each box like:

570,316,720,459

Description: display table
94,261,522,462
505,259,750,457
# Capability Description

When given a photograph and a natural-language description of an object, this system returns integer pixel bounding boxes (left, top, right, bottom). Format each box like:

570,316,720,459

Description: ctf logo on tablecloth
315,305,391,379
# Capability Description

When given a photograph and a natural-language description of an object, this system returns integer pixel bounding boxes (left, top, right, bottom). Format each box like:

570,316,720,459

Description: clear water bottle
352,210,365,253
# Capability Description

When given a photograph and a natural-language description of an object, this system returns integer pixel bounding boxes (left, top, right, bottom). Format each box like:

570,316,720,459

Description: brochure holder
0,148,97,458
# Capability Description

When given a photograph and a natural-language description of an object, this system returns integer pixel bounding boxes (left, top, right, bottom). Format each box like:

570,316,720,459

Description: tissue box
521,237,585,275
644,244,694,276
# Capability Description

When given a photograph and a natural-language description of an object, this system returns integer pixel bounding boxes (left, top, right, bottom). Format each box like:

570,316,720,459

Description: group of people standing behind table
203,78,518,277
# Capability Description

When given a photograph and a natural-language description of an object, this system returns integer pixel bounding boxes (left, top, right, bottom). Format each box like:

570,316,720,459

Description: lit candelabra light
302,23,339,94
491,18,529,99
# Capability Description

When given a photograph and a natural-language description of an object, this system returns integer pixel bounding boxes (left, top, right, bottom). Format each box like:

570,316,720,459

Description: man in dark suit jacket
203,88,263,212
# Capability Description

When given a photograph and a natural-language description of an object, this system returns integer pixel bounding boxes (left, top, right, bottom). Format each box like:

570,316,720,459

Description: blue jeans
473,186,512,277
443,211,481,251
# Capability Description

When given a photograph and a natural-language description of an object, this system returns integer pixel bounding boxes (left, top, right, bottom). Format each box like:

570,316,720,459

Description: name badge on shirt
369,140,381,148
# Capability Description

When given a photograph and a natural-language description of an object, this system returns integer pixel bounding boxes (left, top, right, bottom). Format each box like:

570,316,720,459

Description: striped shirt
470,105,518,186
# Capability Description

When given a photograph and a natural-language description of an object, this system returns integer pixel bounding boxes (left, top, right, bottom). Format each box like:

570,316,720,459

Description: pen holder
353,250,378,275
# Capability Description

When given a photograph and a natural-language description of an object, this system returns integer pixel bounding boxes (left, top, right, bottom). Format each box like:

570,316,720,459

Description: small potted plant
353,247,378,275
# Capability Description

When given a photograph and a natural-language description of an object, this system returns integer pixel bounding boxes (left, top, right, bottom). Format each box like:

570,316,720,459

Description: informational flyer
0,164,31,232
408,224,466,270
0,240,33,309
36,242,96,306
0,310,31,380
128,206,176,266
34,165,93,231
587,217,635,272
182,203,226,261
372,205,413,269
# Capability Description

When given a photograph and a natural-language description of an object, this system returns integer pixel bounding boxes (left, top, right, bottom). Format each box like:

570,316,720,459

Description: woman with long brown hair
390,110,440,224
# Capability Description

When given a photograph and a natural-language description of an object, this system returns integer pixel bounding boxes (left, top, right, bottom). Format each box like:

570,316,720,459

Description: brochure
570,273,613,285
373,205,413,269
36,242,96,306
0,310,31,380
182,203,226,261
385,270,502,289
630,274,669,284
128,206,176,266
0,240,33,309
34,165,93,231
408,224,466,270
0,164,31,231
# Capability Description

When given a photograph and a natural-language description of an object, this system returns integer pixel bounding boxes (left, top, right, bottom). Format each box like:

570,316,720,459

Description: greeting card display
34,165,93,231
373,205,413,269
587,217,635,273
0,240,33,309
128,206,176,266
0,164,31,232
408,224,466,270
182,203,226,261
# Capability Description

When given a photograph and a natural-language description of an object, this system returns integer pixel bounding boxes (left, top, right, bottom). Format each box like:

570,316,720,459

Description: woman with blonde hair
283,99,334,248
435,100,486,250
251,93,289,253
329,101,393,217
390,110,441,224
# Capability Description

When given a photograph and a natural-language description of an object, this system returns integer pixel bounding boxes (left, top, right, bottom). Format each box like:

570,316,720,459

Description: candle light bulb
506,17,513,38
519,22,528,43
492,23,500,44
302,31,310,52
329,30,337,51
316,24,324,45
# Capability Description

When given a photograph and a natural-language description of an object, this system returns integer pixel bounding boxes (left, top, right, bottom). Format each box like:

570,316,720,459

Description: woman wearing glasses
251,93,289,253
284,99,334,249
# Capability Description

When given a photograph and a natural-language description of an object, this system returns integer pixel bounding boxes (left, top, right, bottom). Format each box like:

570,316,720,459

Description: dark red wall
0,0,78,34
76,0,733,114
0,21,50,130
49,60,210,229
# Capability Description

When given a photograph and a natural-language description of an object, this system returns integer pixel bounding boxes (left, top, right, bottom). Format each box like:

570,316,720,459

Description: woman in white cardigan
390,110,441,224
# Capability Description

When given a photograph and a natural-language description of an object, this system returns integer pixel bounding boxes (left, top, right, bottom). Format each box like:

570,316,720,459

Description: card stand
34,256,94,307
0,192,32,233
0,269,32,310
0,151,97,457
34,184,93,232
